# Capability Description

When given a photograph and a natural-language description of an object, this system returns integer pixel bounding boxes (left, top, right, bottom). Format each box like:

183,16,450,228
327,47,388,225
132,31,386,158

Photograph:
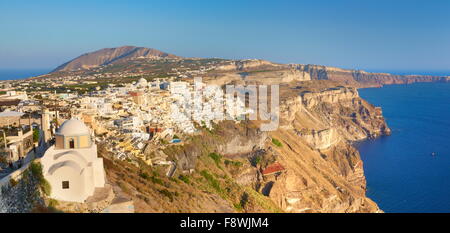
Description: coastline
0,69,51,81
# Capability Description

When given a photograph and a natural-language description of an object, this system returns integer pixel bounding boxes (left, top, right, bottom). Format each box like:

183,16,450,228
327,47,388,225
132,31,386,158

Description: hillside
94,81,389,213
52,46,180,72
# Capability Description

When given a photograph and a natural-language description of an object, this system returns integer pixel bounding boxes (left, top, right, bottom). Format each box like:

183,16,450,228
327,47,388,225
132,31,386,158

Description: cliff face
297,128,338,150
295,64,450,87
103,122,281,213
109,82,389,213
212,60,449,88
300,86,358,108
167,122,268,172
215,59,282,72
206,69,311,86
267,85,390,212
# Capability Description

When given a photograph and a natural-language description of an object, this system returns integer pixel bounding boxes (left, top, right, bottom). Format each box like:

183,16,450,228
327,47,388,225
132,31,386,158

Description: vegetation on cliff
100,120,282,213
0,162,55,213
96,79,391,213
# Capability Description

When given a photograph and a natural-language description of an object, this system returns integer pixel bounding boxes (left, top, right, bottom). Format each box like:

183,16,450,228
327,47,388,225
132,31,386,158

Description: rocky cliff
105,81,389,213
266,84,390,212
215,59,282,72
212,60,449,88
294,64,450,87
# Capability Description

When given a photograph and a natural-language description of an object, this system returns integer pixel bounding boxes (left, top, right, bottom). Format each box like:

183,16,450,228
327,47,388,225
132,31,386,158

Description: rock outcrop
206,69,311,86
297,128,338,150
215,59,281,71
262,84,390,212
295,64,450,87
300,86,358,108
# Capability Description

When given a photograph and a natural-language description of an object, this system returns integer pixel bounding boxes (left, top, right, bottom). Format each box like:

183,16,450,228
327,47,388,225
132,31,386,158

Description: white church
40,118,105,203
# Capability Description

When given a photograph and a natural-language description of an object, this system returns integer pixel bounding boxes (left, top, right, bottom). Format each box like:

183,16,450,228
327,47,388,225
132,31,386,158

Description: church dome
136,78,148,87
56,118,90,136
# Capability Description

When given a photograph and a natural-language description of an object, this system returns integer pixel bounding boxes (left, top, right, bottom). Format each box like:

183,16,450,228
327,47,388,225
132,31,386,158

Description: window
62,181,69,189
69,138,75,149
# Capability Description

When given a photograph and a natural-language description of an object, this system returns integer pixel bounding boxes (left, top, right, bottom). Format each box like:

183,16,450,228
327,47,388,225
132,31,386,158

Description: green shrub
158,189,175,202
169,177,179,183
233,203,243,211
139,170,164,185
250,156,262,166
139,172,150,180
224,159,243,167
48,199,59,208
150,176,164,185
160,139,168,145
33,128,39,143
178,175,190,184
272,138,283,147
41,180,51,196
200,170,222,194
9,178,18,187
240,192,250,209
30,162,51,196
208,152,222,166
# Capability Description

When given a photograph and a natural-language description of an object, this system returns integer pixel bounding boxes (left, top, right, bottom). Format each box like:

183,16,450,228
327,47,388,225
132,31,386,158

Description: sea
0,69,51,81
358,81,450,213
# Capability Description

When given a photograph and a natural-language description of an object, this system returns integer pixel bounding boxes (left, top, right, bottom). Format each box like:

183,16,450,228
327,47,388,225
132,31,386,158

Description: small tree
33,128,39,143
30,162,51,196
240,192,250,209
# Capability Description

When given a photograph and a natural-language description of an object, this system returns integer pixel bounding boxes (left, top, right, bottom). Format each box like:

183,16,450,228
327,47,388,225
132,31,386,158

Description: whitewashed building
40,119,105,203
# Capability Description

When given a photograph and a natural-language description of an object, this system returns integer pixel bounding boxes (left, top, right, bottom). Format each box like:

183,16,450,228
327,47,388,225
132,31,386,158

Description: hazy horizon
1,0,450,71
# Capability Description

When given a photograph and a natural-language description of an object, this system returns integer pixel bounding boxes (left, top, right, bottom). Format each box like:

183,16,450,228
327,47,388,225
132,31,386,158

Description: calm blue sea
365,70,450,76
0,69,50,80
358,82,450,213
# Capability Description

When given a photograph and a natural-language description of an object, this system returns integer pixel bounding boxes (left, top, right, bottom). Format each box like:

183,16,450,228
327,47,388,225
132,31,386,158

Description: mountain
52,46,180,72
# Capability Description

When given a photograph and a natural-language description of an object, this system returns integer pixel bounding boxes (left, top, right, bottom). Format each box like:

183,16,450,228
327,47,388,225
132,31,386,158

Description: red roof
129,91,143,96
262,162,285,175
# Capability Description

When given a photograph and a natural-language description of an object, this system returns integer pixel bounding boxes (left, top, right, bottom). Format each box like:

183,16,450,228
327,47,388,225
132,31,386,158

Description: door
69,138,75,149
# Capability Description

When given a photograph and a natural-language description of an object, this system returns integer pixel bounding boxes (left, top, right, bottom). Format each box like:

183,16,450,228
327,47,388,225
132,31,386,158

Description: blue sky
0,0,449,72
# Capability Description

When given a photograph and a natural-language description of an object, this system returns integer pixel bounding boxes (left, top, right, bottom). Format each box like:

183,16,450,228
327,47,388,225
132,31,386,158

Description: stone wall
0,116,21,127
0,164,44,213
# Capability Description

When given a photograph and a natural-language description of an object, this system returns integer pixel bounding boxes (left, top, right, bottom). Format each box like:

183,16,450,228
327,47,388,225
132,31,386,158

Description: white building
0,91,28,101
114,116,143,132
135,78,148,89
170,81,189,95
40,119,105,203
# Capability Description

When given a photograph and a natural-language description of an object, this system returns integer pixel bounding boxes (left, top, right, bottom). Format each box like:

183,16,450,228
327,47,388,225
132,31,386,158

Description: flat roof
0,111,25,117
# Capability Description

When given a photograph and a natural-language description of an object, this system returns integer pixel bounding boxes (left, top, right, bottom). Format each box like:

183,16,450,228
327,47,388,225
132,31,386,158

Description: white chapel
40,118,105,203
